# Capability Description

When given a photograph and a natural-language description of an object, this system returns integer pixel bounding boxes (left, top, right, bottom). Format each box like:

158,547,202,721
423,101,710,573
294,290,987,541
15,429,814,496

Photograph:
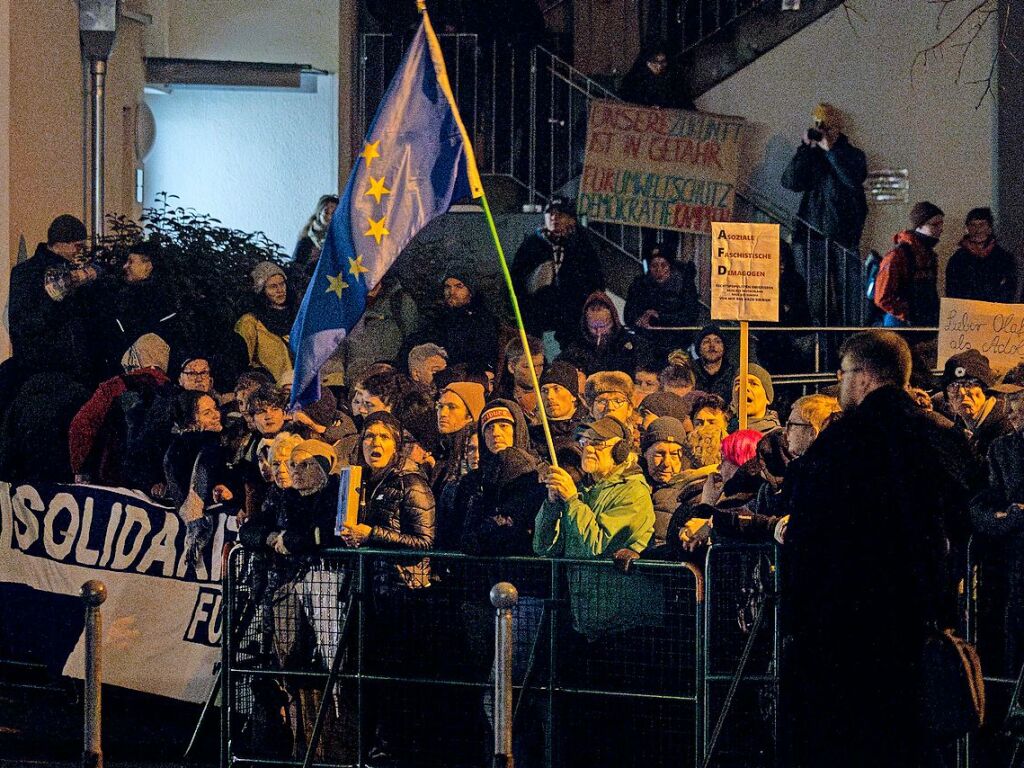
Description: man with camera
781,103,868,323
8,214,104,385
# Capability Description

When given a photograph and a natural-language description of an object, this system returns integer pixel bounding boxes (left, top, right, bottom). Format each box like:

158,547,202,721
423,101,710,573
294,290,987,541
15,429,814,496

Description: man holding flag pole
288,0,559,466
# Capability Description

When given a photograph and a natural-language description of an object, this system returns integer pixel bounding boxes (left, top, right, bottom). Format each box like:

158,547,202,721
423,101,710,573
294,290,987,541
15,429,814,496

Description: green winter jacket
533,464,662,639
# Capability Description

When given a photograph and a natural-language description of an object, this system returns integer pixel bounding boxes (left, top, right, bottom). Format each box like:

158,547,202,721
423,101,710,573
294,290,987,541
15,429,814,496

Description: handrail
534,48,860,260
642,325,940,333
534,45,619,101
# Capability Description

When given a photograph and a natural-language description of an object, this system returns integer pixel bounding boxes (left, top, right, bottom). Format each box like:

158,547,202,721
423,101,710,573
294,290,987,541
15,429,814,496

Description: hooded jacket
534,461,660,638
559,291,637,376
459,399,546,557
69,367,172,486
874,230,940,325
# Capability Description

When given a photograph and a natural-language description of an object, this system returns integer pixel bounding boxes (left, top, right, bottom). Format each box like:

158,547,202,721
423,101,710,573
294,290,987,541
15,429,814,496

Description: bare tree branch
913,0,1012,105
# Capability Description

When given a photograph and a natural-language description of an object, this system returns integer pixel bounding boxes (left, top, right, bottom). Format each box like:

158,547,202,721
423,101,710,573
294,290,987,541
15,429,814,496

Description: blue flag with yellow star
289,11,483,407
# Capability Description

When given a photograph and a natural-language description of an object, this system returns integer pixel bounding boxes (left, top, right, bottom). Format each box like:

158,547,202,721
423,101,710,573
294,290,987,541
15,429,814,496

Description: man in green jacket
535,416,658,638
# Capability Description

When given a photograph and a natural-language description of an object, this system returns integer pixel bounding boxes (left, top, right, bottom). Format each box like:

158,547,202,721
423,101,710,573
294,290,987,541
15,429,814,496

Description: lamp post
78,0,119,244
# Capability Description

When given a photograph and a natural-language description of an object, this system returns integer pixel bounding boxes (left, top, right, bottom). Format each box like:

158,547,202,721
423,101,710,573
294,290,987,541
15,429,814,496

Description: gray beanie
735,363,774,404
251,261,286,294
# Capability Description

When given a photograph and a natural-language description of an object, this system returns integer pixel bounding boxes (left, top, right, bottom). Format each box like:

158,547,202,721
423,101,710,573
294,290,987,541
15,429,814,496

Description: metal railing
359,33,869,324
702,543,780,768
638,324,941,395
642,0,767,56
223,547,704,768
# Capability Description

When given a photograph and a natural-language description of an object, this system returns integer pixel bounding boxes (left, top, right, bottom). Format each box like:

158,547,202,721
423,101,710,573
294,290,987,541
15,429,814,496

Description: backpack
864,249,882,300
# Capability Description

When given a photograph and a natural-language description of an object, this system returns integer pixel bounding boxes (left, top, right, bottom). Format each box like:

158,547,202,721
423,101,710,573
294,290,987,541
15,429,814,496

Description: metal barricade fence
702,543,779,768
223,546,703,768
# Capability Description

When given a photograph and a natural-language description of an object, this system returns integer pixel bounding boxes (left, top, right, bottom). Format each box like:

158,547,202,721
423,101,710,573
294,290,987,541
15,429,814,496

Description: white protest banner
937,297,1024,375
0,481,236,703
710,222,780,322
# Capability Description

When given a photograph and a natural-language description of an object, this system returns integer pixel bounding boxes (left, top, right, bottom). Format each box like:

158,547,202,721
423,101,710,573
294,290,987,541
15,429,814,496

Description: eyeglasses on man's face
836,366,864,382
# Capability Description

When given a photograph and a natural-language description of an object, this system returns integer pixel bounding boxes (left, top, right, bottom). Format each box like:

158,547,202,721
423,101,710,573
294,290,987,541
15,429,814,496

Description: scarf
959,236,996,259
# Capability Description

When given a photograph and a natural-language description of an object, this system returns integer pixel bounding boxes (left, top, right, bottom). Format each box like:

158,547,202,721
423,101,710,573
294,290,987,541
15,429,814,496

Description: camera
806,127,823,142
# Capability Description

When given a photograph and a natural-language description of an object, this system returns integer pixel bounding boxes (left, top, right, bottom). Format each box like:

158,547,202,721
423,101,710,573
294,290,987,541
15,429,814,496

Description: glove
612,548,640,573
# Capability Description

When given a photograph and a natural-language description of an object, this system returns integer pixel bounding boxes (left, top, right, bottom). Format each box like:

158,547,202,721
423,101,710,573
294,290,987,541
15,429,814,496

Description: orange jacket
873,230,938,323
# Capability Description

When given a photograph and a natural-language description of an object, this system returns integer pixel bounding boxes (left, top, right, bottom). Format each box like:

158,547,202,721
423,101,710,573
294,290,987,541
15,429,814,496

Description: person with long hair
162,389,234,564
339,411,435,765
290,194,339,293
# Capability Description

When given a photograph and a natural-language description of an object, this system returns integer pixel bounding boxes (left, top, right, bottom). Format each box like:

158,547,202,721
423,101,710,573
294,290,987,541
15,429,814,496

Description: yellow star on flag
365,176,391,205
325,272,350,299
359,141,381,168
364,216,390,245
348,255,370,280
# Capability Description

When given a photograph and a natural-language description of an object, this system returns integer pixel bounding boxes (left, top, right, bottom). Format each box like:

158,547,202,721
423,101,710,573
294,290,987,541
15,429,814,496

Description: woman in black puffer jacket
340,411,435,592
338,411,435,765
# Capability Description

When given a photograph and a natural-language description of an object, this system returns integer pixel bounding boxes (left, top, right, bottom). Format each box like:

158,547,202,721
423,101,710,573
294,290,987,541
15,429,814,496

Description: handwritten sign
578,99,746,234
938,297,1024,375
710,222,780,322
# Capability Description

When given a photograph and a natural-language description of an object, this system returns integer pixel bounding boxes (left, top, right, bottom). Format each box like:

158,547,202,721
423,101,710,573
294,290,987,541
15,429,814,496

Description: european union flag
289,11,483,407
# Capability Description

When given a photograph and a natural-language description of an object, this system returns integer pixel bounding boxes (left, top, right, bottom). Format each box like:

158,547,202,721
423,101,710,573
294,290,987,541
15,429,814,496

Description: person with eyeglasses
177,356,215,394
782,330,973,768
583,370,640,458
533,413,665,768
939,349,1012,466
619,42,694,110
583,370,635,423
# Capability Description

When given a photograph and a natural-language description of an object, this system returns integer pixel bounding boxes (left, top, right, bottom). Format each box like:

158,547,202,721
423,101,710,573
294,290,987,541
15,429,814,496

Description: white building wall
696,0,997,292
143,78,339,252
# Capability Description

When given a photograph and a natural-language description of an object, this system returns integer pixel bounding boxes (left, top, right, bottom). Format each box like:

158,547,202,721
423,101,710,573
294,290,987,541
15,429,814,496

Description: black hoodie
418,269,501,375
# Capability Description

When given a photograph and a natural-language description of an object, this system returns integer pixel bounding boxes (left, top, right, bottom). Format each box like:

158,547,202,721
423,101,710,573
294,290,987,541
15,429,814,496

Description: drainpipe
78,1,119,244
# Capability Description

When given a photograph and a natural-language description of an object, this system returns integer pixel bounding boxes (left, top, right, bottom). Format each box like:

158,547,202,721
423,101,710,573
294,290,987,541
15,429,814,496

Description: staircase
642,0,849,97
359,7,867,325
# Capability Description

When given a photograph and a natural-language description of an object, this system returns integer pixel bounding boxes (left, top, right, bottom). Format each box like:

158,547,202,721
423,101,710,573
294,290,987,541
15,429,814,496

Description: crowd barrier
219,535,1024,768
223,547,704,768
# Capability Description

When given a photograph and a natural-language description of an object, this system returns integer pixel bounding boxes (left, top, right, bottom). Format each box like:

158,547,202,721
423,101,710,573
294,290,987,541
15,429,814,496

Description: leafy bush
104,192,287,349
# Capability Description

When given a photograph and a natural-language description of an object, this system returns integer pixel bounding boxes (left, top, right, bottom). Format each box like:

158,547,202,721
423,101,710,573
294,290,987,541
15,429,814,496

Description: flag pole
479,193,560,468
417,1,559,467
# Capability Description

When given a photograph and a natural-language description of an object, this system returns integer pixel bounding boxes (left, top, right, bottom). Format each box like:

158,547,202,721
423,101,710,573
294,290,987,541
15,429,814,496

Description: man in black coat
511,197,605,345
970,382,1024,673
418,270,500,376
783,330,972,768
104,240,182,374
781,104,867,323
8,214,103,385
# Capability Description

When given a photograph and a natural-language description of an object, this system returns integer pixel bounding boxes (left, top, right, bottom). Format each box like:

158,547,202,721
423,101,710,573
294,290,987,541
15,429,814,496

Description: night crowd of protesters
4,188,1022,767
